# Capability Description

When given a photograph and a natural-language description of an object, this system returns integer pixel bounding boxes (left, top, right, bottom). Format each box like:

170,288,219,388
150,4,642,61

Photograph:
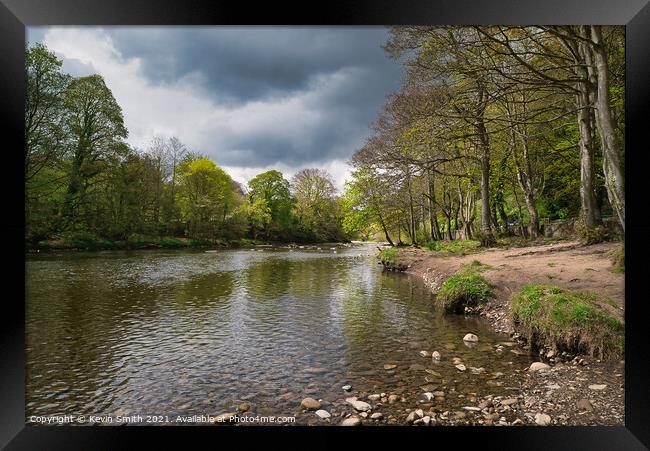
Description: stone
345,397,358,403
431,351,441,361
370,412,383,420
342,385,352,391
368,394,381,401
415,409,424,418
577,399,593,411
463,333,479,342
433,391,445,397
383,364,397,370
463,406,482,411
422,416,431,425
420,350,431,358
360,412,368,418
529,362,551,372
535,413,552,426
425,369,442,377
546,350,556,358
214,412,237,424
388,394,399,403
423,392,434,401
315,409,331,419
500,398,518,406
341,416,361,426
301,397,321,410
452,357,463,365
348,399,372,412
455,364,467,372
409,363,426,371
588,384,607,390
237,402,250,412
470,367,486,374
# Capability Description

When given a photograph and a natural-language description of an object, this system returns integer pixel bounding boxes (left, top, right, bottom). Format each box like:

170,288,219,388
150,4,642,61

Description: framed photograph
1,0,648,449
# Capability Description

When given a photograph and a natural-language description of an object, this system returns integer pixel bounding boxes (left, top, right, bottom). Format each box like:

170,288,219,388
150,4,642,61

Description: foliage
421,240,481,256
512,284,624,359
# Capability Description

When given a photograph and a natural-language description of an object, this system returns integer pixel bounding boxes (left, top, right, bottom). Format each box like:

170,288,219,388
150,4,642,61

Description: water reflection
26,245,533,422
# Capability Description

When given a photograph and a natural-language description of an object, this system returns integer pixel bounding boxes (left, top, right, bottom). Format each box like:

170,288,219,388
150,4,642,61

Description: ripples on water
26,244,534,422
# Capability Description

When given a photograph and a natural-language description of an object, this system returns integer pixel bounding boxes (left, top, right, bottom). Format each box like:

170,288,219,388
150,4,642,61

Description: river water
26,243,535,425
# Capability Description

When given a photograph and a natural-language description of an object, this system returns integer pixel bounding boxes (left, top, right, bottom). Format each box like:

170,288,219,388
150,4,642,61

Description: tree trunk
590,25,625,232
427,170,440,240
576,34,601,230
477,118,495,246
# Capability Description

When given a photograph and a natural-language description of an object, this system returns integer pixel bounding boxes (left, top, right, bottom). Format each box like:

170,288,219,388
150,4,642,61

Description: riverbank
27,236,351,253
373,240,625,426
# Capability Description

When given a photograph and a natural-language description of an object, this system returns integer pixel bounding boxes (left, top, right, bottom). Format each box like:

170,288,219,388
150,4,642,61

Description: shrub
512,284,624,360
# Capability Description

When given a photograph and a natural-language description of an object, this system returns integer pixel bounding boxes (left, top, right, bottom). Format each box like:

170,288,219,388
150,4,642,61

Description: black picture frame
1,1,649,449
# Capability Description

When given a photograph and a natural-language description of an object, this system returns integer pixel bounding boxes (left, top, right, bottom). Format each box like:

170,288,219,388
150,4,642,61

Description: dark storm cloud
107,27,401,105
31,26,404,170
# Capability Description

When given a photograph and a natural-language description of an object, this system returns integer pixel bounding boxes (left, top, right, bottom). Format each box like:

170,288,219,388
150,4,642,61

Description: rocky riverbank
367,240,625,426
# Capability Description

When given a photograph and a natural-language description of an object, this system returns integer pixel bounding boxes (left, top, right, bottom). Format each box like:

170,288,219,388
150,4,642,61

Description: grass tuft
512,284,624,360
437,267,492,313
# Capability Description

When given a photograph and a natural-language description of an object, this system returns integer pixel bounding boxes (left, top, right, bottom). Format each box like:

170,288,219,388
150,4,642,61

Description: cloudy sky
27,27,403,190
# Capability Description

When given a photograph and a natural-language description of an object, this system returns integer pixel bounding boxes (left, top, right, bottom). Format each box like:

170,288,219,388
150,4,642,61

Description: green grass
512,284,624,360
437,262,492,313
421,240,481,256
379,247,397,264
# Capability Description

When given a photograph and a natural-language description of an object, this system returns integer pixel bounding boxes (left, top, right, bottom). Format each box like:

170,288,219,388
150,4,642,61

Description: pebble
422,416,431,425
368,394,381,401
341,416,361,426
301,398,321,410
431,351,441,360
463,333,479,342
383,364,397,370
347,399,372,412
420,350,431,357
529,362,551,372
535,413,552,426
237,402,250,412
423,392,434,401
388,394,399,403
588,384,607,390
342,385,352,391
455,364,467,372
370,412,383,420
577,399,594,411
315,409,331,419
500,398,518,406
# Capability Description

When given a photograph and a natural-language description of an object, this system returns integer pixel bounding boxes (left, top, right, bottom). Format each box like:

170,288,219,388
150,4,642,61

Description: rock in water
529,362,551,372
237,402,250,412
301,397,321,410
383,363,397,370
370,412,383,420
577,399,593,411
315,409,331,419
419,350,431,358
431,351,441,361
455,364,467,371
342,385,352,391
535,413,552,426
368,394,381,401
463,333,479,342
348,399,372,412
341,416,361,426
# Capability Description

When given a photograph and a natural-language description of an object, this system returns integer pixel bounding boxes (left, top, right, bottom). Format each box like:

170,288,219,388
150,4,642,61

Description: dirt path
395,240,624,334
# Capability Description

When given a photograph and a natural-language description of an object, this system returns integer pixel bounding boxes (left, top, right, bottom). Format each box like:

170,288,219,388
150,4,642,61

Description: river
26,243,535,425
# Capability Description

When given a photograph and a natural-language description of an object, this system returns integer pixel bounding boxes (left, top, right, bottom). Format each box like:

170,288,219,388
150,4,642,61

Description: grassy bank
512,284,624,360
28,233,258,252
436,260,493,313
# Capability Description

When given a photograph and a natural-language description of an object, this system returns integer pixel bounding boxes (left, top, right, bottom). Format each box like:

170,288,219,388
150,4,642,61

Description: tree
291,168,344,241
247,170,292,239
61,74,128,231
178,158,235,240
